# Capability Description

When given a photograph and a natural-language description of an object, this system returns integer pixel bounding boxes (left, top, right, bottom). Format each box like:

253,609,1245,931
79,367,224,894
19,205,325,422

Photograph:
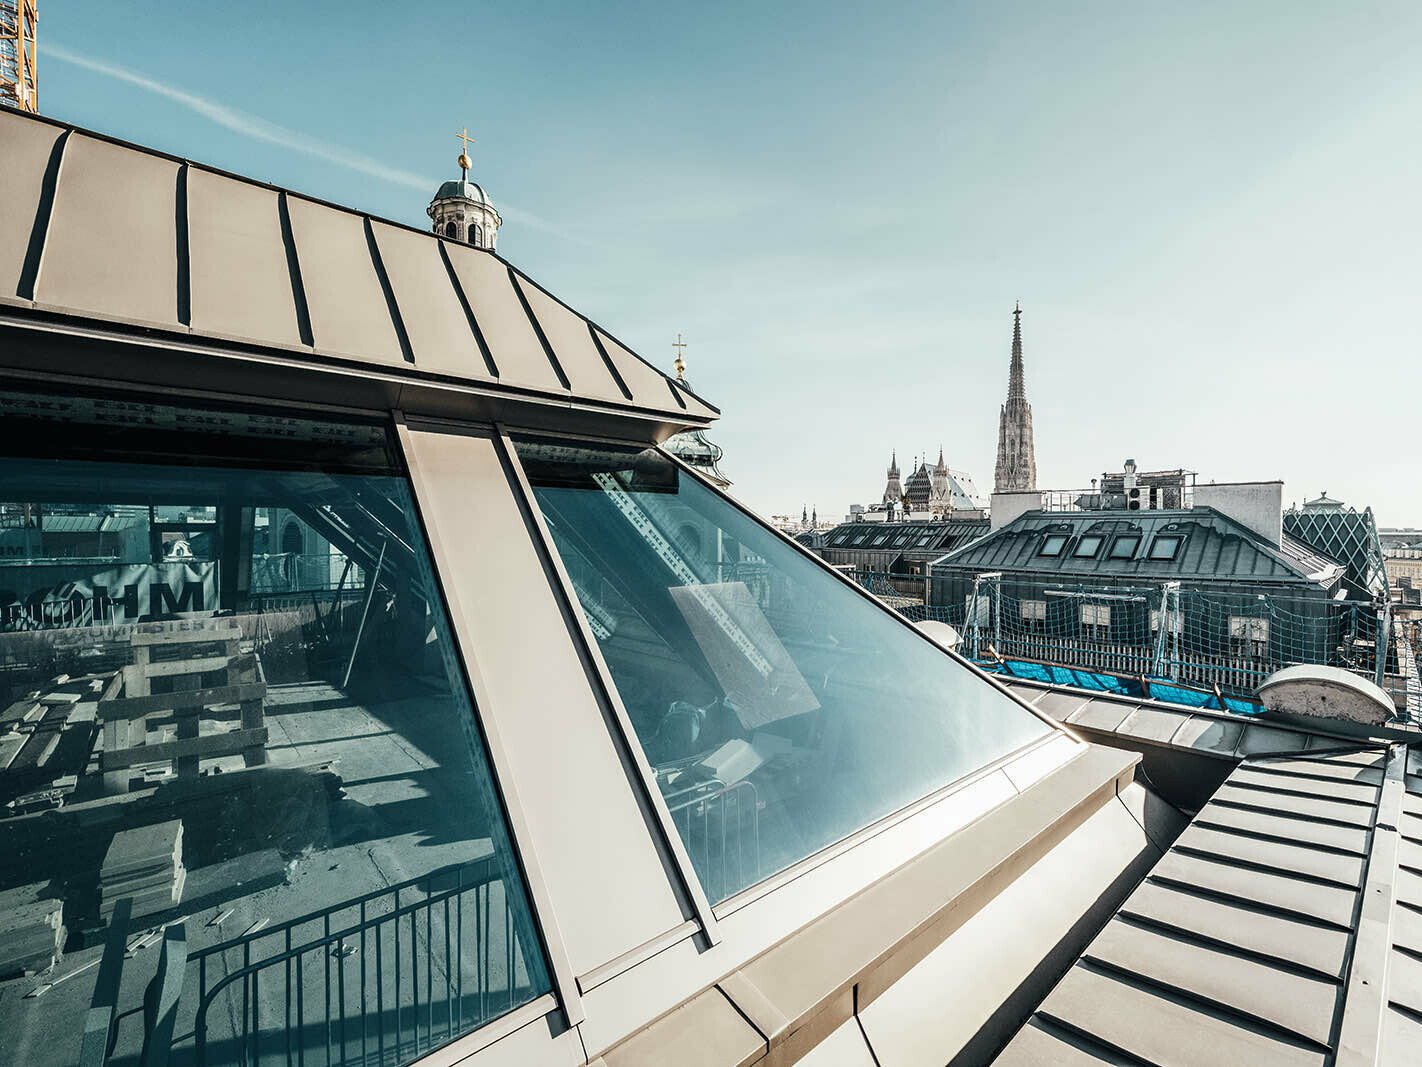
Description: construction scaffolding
855,570,1422,719
0,0,37,113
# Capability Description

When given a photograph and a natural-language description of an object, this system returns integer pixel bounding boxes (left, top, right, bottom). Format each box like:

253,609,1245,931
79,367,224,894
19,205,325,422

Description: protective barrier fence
853,571,1422,718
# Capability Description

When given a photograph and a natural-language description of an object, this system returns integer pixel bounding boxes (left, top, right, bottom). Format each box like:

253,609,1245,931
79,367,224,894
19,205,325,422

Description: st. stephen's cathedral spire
993,302,1038,493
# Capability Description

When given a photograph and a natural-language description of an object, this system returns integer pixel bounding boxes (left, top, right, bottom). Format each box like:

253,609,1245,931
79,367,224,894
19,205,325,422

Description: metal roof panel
37,133,180,329
0,109,716,430
284,196,404,365
513,272,627,404
369,220,487,378
186,168,303,347
443,244,563,392
0,109,61,300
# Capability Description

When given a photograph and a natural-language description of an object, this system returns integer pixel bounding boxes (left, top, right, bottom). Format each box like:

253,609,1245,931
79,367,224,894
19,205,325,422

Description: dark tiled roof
936,509,1343,588
822,518,988,553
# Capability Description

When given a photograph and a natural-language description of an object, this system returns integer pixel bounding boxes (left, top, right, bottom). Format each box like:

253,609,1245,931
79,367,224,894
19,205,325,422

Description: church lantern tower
428,127,502,251
662,335,731,489
994,303,1038,493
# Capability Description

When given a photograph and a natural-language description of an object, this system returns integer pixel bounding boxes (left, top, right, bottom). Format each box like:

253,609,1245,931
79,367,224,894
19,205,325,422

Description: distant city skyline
35,1,1422,524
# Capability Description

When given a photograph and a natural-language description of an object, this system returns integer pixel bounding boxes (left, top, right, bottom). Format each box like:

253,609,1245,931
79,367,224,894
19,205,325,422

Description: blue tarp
977,659,1264,717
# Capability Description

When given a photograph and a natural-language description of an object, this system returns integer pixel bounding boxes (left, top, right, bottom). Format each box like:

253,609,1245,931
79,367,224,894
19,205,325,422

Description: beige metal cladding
997,747,1393,1066
441,246,564,392
186,169,304,346
0,107,715,426
512,273,631,405
596,325,696,413
397,424,693,982
283,195,406,364
0,111,60,298
369,219,493,378
594,743,1143,1065
37,133,183,328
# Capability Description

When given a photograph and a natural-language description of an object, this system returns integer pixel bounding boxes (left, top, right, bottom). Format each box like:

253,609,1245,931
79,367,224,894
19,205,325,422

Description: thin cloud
44,43,585,242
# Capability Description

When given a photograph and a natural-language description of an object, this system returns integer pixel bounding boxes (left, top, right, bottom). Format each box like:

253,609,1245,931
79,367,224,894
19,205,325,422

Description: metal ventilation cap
1257,664,1395,727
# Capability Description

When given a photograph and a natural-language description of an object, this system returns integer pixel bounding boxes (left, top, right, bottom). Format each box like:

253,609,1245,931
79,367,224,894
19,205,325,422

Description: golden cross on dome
672,333,687,380
455,126,474,177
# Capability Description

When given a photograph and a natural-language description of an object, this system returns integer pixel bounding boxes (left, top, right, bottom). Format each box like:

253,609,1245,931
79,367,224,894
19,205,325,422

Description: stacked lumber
0,883,64,977
99,819,186,922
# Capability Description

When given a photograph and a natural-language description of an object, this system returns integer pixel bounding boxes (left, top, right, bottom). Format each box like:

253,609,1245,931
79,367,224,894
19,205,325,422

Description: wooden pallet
98,625,267,794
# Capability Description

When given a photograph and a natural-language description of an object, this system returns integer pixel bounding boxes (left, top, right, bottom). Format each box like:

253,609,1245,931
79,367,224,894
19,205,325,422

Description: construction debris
99,819,186,923
0,883,65,978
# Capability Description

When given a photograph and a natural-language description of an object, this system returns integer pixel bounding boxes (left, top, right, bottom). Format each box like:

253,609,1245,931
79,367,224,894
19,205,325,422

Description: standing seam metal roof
0,108,716,425
997,746,1393,1066
935,509,1344,588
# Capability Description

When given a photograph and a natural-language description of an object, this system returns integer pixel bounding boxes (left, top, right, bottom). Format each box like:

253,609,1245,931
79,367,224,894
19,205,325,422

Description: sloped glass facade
514,439,1053,903
0,391,549,1067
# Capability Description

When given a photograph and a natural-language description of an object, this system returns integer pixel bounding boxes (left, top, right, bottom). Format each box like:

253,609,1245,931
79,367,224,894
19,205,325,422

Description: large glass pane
513,439,1053,904
0,391,550,1067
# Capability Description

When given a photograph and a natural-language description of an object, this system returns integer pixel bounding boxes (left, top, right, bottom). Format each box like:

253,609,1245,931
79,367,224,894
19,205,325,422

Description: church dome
433,179,493,207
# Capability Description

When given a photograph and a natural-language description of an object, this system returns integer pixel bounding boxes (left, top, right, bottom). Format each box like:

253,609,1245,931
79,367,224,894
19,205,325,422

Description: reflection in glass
0,392,549,1067
514,439,1052,904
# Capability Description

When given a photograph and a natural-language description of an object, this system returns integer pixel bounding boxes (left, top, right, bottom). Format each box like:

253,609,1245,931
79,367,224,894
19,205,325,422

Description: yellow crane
0,0,37,113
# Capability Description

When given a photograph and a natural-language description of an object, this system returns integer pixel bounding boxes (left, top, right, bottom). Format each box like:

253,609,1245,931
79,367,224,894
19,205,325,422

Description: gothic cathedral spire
882,451,904,507
994,303,1037,493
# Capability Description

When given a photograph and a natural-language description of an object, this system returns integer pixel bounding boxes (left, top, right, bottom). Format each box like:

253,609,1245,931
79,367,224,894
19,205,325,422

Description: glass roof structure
514,439,1052,903
16,103,1397,1067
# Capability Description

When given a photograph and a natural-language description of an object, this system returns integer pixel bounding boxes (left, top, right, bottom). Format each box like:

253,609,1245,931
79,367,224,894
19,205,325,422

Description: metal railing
178,858,537,1067
658,768,760,904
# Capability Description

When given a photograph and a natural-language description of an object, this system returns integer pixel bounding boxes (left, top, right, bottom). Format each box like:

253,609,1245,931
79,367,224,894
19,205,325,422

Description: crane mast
0,0,37,113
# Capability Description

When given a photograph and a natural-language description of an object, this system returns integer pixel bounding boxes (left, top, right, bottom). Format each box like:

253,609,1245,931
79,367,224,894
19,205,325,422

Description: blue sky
37,2,1422,523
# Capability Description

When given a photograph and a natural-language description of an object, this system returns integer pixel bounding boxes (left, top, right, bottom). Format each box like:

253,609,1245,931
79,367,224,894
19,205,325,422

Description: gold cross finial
672,333,687,380
456,126,474,177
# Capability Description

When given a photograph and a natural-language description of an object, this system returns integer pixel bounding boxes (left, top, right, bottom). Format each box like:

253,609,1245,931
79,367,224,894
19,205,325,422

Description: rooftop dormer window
1038,533,1068,557
1148,534,1185,561
1108,535,1141,559
1073,534,1104,558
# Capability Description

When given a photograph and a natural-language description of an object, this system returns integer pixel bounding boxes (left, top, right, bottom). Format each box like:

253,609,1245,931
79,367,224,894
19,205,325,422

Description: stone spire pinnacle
883,450,904,506
994,302,1038,493
1008,301,1026,402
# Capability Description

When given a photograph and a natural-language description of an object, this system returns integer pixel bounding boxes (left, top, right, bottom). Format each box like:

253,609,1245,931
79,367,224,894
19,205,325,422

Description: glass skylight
1039,534,1068,557
1073,535,1105,558
1108,535,1141,559
1148,535,1185,561
514,439,1052,904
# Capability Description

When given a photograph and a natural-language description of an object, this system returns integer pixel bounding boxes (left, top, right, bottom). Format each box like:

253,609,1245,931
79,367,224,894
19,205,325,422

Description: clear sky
35,1,1422,525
